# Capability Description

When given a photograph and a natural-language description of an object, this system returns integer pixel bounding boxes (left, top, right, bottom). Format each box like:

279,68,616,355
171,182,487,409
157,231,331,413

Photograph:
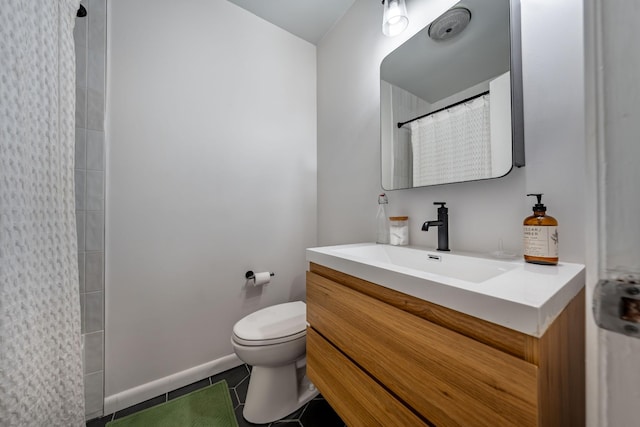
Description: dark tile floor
86,364,345,427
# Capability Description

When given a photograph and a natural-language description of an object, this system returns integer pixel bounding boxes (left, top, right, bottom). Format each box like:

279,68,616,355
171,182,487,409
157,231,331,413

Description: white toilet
231,301,318,424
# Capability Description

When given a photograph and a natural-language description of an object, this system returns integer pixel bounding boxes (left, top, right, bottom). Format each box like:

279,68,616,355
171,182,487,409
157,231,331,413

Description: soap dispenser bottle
523,193,558,265
376,193,390,244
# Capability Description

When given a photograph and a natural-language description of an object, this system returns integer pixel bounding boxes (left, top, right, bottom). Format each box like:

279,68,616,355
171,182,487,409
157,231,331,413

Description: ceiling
226,0,356,45
381,0,510,103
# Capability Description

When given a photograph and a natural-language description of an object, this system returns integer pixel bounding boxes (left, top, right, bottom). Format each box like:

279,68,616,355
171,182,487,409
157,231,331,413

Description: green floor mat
107,380,238,427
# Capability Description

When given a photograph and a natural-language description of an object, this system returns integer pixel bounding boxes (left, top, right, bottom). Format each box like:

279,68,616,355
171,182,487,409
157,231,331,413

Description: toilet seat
232,329,306,346
233,301,307,347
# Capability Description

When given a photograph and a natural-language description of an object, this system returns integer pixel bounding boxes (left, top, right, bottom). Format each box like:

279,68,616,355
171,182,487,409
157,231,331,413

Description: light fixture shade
382,0,409,37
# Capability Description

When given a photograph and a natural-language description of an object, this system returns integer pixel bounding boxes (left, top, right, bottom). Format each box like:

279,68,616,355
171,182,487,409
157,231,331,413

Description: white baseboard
104,353,243,415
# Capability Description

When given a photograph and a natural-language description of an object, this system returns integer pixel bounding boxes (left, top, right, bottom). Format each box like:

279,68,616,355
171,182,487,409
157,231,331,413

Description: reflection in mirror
380,0,524,190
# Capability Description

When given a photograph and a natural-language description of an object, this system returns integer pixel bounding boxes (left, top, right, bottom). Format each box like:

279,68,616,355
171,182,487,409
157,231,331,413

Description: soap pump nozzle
527,193,547,213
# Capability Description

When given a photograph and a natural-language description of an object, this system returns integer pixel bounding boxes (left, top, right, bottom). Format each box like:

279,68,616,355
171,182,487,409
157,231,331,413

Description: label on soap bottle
523,226,558,258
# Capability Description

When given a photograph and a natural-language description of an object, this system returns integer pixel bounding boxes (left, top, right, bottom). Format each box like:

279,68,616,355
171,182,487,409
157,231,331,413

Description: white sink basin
306,243,585,337
329,244,516,283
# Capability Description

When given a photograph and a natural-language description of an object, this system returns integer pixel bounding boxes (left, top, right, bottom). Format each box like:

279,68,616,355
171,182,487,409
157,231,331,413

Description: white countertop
306,243,585,337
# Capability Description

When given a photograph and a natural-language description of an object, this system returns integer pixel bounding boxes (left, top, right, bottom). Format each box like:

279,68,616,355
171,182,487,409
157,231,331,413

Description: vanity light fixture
382,0,409,37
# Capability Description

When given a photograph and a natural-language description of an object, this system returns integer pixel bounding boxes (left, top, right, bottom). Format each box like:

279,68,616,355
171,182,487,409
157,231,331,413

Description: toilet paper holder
245,271,275,281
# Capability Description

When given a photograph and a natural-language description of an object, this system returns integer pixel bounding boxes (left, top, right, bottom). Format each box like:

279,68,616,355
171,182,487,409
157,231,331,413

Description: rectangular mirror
380,0,524,190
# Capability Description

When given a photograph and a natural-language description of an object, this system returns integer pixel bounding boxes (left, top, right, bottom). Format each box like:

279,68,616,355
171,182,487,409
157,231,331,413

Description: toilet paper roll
252,272,271,287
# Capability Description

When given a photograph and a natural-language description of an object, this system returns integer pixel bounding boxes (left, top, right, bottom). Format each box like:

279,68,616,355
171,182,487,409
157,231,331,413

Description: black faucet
422,202,450,251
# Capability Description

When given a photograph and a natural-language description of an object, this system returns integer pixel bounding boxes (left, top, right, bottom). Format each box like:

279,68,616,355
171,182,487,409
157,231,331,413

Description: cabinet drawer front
307,328,428,427
307,272,538,427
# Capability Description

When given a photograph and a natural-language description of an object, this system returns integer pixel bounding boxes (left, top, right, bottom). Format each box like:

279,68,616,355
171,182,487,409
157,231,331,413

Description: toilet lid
233,301,306,343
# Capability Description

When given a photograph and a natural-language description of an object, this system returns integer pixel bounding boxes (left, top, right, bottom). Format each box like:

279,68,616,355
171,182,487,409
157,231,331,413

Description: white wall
318,0,585,260
105,0,316,405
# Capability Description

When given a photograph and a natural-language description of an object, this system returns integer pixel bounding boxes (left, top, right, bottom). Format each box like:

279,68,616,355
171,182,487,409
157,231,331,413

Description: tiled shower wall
74,0,106,420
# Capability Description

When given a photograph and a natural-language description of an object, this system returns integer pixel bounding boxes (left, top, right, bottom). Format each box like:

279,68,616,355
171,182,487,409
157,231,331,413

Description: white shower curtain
0,1,84,426
410,94,492,186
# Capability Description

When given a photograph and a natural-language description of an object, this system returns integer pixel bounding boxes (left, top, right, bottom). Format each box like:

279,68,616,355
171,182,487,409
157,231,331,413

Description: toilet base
242,363,319,424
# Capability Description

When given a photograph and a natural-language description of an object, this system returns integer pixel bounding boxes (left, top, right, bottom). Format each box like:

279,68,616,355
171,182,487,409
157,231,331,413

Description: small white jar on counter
389,216,409,246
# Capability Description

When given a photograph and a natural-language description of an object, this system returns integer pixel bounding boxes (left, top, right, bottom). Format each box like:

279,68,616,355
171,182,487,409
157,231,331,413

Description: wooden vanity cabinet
306,263,585,427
